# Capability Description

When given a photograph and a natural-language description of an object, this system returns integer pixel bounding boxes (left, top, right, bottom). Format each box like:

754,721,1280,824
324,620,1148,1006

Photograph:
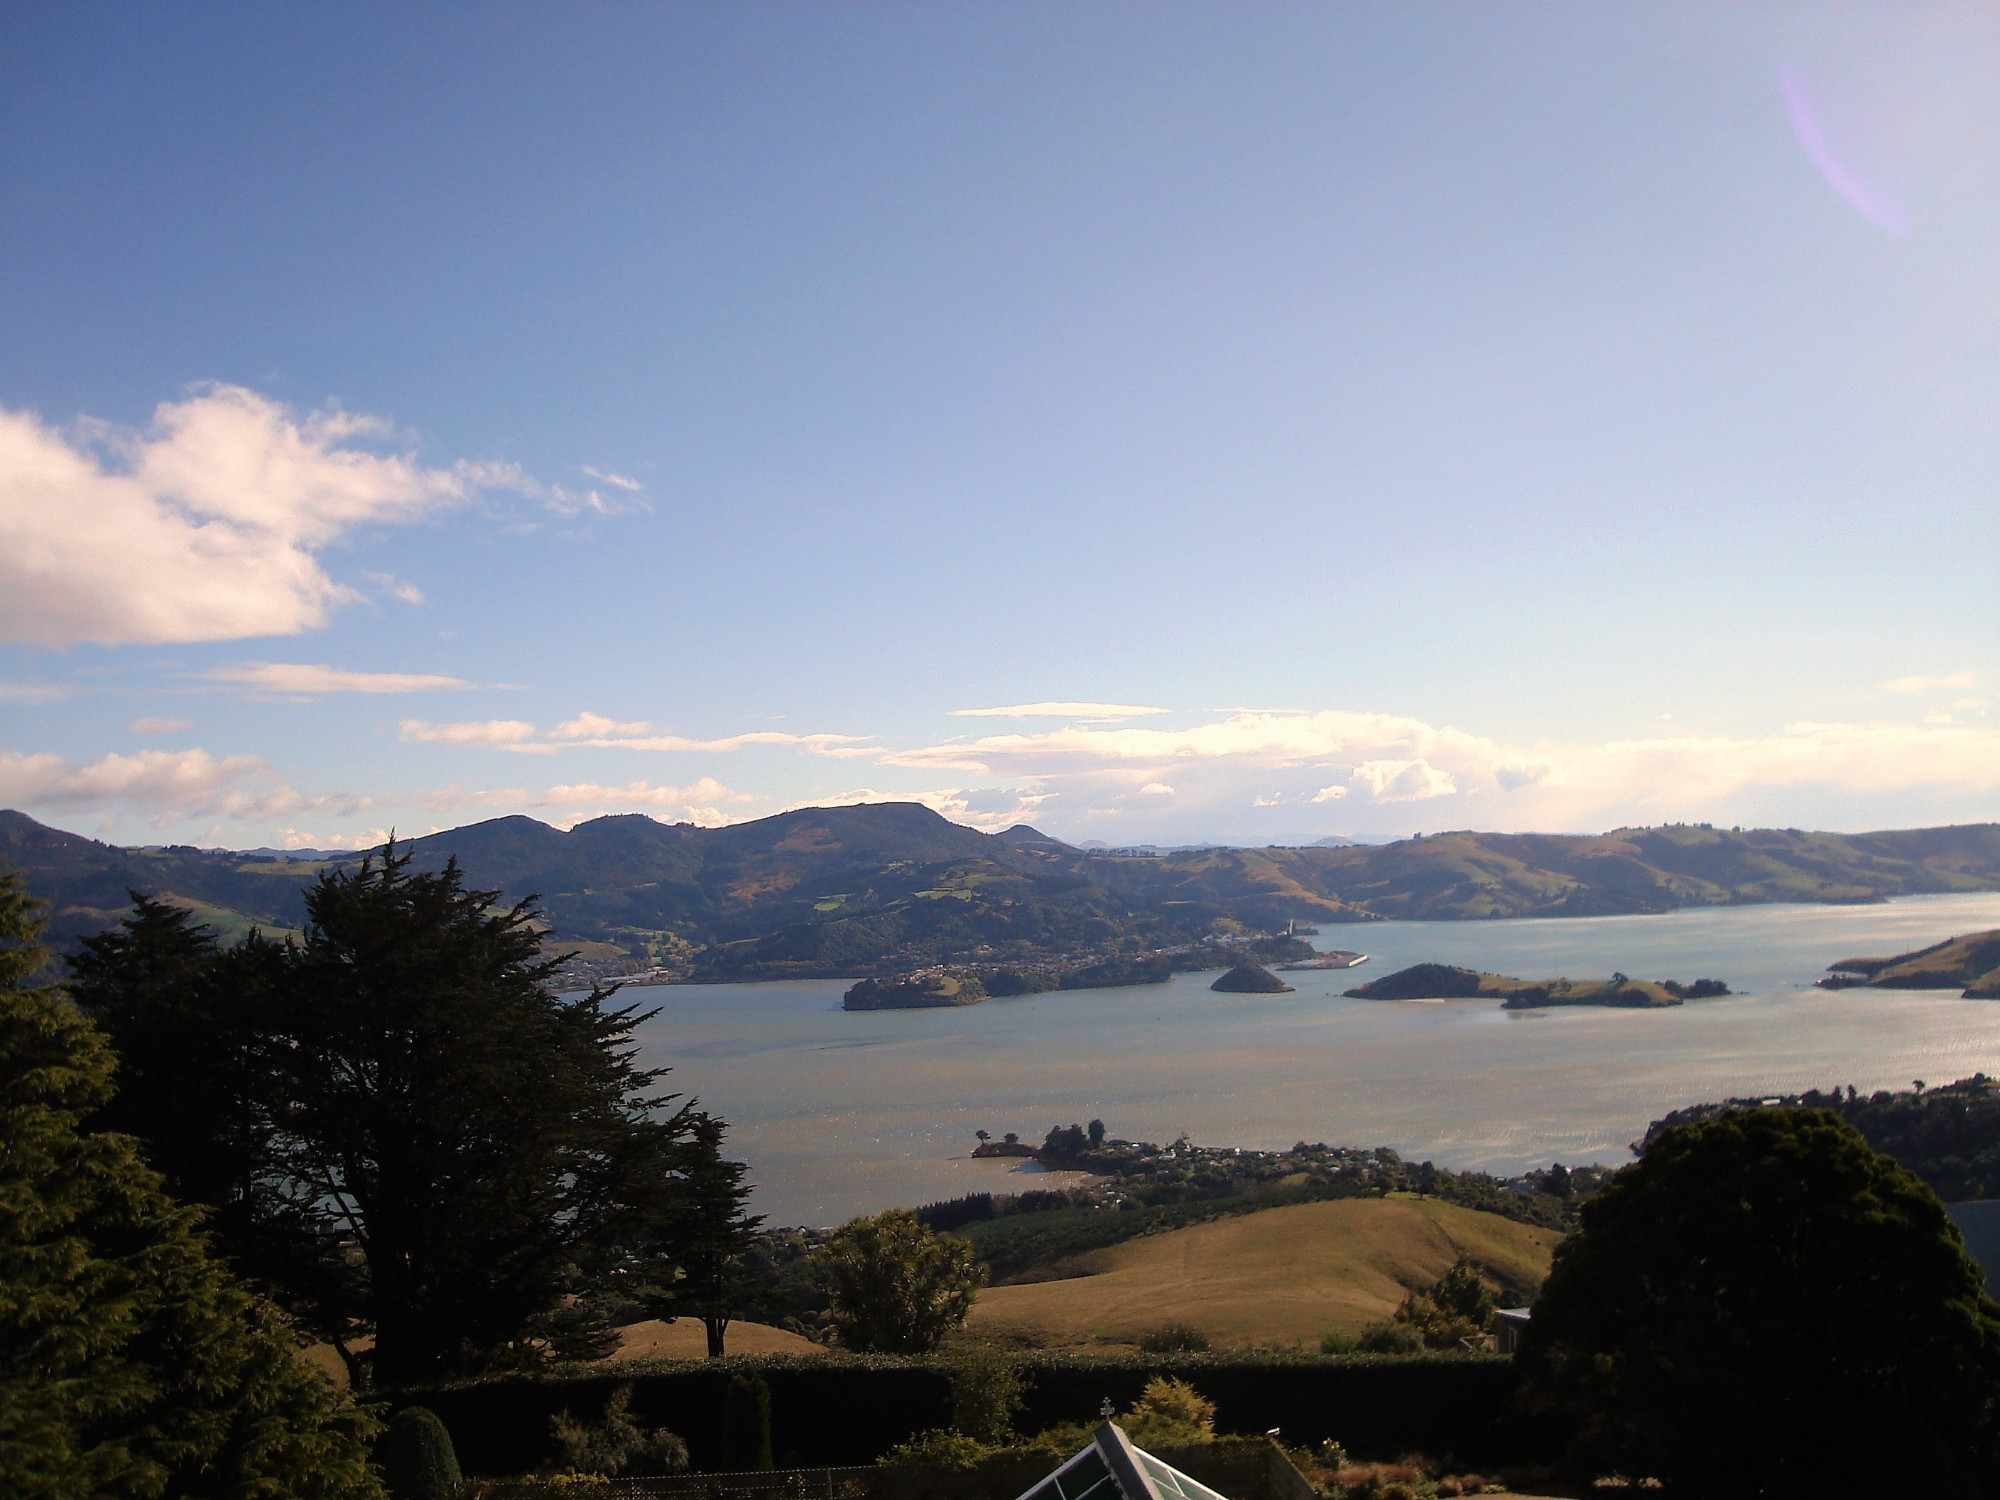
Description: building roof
1014,1423,1233,1500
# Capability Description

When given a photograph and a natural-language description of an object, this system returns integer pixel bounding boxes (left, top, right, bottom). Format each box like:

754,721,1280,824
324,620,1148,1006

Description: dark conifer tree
0,868,381,1499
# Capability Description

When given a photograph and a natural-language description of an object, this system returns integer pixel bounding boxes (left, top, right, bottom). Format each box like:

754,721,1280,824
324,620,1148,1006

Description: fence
466,1469,887,1500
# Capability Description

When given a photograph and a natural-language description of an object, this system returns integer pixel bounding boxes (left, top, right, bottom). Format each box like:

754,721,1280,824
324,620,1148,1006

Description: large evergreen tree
0,868,381,1499
1519,1106,2000,1496
74,847,756,1387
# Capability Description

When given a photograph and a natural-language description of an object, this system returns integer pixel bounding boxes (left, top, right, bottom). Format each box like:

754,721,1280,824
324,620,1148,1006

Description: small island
1344,962,1727,1008
1821,929,2000,998
842,972,988,1010
1210,961,1294,994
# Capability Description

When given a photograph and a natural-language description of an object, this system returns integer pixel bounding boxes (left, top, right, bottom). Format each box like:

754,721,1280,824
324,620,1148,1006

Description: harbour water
625,892,2000,1225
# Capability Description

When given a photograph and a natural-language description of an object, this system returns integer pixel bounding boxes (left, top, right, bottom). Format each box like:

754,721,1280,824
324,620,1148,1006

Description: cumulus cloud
0,385,526,646
877,708,2000,833
208,662,472,695
951,702,1167,721
1139,782,1175,796
0,746,366,827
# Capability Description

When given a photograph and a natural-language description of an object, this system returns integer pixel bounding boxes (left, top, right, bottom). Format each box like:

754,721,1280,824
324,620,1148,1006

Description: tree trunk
705,1313,728,1357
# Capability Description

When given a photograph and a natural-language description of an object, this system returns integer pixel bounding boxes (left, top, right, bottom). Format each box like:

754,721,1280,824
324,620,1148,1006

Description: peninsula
1820,929,2000,998
1344,962,1728,1008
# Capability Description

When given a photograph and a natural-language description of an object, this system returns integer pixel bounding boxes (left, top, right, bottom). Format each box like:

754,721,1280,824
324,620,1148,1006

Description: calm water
624,893,2000,1225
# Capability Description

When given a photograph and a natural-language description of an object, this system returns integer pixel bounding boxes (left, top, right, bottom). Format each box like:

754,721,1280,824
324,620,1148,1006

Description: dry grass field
965,1196,1562,1351
611,1318,824,1360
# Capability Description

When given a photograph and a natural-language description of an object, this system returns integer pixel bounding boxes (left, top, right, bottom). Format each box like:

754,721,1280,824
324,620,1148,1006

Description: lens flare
1780,65,1906,235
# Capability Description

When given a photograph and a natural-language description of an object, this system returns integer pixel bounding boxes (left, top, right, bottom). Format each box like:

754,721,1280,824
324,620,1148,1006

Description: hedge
405,1352,1565,1478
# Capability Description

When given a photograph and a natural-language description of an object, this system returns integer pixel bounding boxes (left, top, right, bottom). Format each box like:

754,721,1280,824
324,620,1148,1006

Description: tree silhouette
1520,1106,2000,1495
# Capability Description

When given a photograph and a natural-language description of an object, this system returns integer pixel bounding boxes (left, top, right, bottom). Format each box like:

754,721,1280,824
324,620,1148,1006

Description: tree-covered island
1345,962,1728,1008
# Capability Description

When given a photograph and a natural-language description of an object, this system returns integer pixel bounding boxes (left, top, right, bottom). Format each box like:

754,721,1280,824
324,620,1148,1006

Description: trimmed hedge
406,1352,1564,1478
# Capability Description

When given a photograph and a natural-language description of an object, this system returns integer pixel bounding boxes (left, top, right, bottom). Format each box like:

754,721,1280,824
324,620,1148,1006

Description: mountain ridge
6,805,2000,981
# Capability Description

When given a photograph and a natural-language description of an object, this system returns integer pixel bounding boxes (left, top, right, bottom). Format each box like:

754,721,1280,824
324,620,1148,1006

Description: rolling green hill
6,805,2000,981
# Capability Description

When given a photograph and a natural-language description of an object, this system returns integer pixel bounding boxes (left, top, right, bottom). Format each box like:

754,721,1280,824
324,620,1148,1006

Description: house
1493,1307,1532,1354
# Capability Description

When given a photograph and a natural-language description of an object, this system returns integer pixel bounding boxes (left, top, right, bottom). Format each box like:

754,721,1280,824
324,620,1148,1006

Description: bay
625,892,2000,1225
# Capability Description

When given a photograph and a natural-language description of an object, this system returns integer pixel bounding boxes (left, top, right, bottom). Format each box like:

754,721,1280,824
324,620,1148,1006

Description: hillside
1824,929,2000,998
7,805,2000,981
963,1197,1560,1351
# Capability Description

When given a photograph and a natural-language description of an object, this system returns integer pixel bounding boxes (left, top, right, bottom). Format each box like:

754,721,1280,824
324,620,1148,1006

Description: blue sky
2,3,1995,849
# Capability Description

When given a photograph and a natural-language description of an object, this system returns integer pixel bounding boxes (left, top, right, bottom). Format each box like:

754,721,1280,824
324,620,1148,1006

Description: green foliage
814,1209,984,1353
878,1429,995,1470
948,1348,1029,1444
69,850,757,1388
1520,1106,2000,1496
1138,1323,1212,1354
1653,1074,2000,1204
377,1407,461,1500
721,1374,774,1471
1120,1376,1218,1448
1359,1257,1498,1352
548,1385,687,1478
0,866,383,1500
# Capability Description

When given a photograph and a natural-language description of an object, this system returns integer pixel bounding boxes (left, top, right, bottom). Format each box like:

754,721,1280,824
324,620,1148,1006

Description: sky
1,2,1996,850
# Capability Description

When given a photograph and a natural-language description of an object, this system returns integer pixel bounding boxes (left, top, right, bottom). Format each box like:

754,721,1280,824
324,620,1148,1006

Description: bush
813,1209,984,1353
379,1407,462,1500
879,1429,995,1470
412,1350,1551,1475
548,1385,687,1477
1138,1323,1211,1354
1121,1376,1216,1448
722,1373,774,1471
1355,1321,1422,1354
949,1348,1029,1444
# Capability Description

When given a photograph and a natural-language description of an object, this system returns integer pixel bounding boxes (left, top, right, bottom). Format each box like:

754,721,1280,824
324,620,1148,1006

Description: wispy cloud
206,663,473,696
0,682,77,704
0,385,522,647
127,716,194,734
1882,671,1977,694
399,718,542,747
553,711,651,739
951,702,1167,721
581,466,643,492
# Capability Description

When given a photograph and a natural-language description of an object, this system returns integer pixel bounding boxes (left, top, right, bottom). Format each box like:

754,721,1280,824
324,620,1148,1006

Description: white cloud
581,466,643,492
574,730,875,756
0,385,522,646
951,702,1168,721
399,718,542,748
0,682,77,704
0,746,365,827
363,571,425,605
877,708,2000,833
127,716,194,734
553,711,651,739
208,662,472,696
1883,671,1977,693
1139,782,1175,796
1349,758,1459,802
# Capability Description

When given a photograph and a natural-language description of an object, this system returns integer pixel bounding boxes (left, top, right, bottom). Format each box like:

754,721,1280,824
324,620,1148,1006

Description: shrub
879,1429,995,1470
949,1348,1029,1443
722,1373,774,1471
1121,1376,1217,1448
1355,1321,1423,1354
548,1385,687,1478
379,1407,462,1500
1138,1323,1211,1354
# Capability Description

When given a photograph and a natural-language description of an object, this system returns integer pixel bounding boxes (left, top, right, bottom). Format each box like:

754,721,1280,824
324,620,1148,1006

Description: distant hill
1345,962,1721,1009
6,806,2000,982
964,1197,1560,1351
